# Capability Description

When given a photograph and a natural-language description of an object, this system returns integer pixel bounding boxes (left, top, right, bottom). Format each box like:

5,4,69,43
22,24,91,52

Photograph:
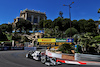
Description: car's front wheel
26,54,28,58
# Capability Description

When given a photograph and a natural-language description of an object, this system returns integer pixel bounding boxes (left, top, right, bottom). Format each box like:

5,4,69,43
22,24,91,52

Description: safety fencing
75,53,100,62
24,47,37,51
0,46,24,51
0,46,38,51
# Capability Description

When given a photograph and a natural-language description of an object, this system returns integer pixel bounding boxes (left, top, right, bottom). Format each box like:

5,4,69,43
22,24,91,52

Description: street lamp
63,2,74,43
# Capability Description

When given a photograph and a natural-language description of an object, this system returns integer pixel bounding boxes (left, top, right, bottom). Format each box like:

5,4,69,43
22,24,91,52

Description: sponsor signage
66,38,74,42
38,38,56,42
39,42,72,46
56,39,67,42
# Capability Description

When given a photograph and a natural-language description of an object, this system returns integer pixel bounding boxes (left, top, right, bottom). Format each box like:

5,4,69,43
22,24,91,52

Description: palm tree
78,33,96,53
98,8,100,13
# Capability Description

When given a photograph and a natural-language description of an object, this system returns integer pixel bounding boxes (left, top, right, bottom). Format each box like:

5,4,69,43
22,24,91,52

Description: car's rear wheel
41,57,46,64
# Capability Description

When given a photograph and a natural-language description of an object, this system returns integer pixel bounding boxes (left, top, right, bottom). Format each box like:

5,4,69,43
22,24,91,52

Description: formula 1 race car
26,50,61,66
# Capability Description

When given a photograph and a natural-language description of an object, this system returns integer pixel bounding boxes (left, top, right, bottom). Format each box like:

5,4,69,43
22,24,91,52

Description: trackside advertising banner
46,50,62,58
38,38,56,42
56,39,66,42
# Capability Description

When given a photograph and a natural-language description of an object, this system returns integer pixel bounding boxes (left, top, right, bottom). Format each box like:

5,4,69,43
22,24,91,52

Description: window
37,36,39,38
27,17,31,21
34,18,38,23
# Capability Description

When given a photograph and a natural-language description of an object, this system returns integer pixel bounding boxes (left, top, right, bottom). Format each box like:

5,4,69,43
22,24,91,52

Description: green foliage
92,35,100,42
65,27,78,37
73,34,80,43
78,19,97,33
53,17,63,31
78,32,98,53
58,44,73,54
44,28,55,37
59,11,63,18
39,19,53,28
16,19,32,33
21,36,30,42
98,8,100,13
43,20,53,28
62,18,70,31
0,24,12,33
0,30,8,41
39,20,44,28
12,35,21,41
4,33,12,41
39,18,97,35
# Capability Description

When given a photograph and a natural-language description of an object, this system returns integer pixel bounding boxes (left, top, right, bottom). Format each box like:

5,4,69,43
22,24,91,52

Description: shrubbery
58,43,74,54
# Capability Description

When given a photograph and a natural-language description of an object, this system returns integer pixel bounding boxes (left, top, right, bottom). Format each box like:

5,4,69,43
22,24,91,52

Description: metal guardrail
75,53,100,62
0,46,24,51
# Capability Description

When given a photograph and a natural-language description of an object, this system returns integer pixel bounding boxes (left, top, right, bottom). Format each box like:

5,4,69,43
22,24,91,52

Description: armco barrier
46,50,87,65
24,47,37,51
0,47,3,51
75,53,100,62
11,47,24,50
0,46,24,51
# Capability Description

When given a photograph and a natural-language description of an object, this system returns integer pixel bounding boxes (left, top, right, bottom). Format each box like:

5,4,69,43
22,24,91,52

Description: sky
0,0,100,25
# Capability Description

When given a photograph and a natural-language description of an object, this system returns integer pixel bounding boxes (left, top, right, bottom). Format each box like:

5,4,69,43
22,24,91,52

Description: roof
20,8,46,15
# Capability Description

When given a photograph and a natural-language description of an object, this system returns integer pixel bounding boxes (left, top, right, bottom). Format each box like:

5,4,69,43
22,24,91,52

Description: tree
58,43,73,53
62,18,70,31
85,19,97,33
0,24,12,33
53,17,63,31
78,19,87,33
78,19,97,33
78,32,97,53
73,34,80,44
43,20,53,28
39,20,45,28
59,11,63,18
98,8,100,13
72,20,80,32
0,29,8,41
65,27,78,37
16,19,32,33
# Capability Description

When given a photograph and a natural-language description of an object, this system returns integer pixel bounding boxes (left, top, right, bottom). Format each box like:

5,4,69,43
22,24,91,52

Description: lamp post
63,2,74,43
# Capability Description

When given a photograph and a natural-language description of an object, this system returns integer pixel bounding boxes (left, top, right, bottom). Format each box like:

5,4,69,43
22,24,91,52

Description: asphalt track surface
0,50,100,67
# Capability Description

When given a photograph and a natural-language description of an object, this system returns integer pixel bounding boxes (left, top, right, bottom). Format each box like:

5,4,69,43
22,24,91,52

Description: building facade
12,8,47,31
19,8,47,25
14,8,47,24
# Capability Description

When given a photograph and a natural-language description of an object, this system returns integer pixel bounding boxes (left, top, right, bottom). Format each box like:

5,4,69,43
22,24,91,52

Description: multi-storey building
14,8,47,24
12,8,47,31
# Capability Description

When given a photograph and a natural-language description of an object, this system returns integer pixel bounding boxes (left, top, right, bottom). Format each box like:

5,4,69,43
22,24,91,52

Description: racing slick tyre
26,54,28,58
41,56,46,64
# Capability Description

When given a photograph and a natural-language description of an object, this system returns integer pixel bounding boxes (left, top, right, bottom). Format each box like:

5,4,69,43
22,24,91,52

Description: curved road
0,50,99,67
